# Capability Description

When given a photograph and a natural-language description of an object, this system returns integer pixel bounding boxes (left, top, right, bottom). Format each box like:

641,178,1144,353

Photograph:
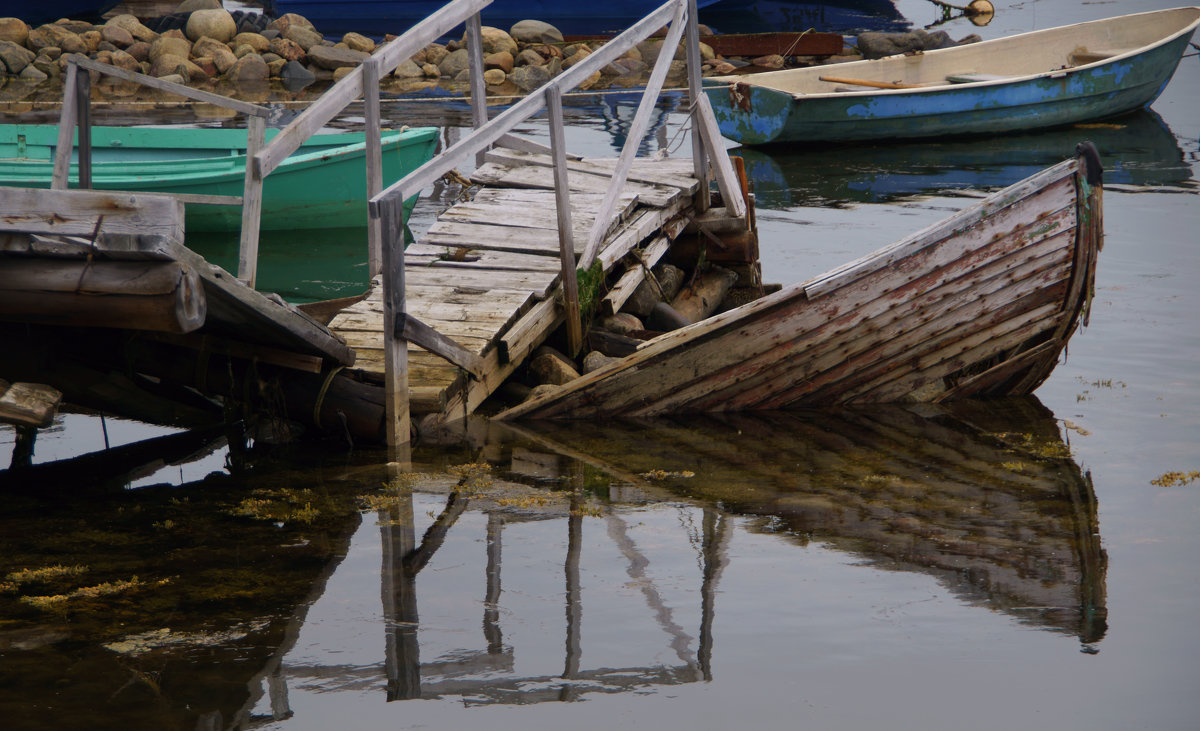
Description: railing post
546,86,583,356
364,57,385,279
237,114,266,287
52,61,80,190
685,0,710,213
377,194,411,448
465,12,489,166
75,65,92,189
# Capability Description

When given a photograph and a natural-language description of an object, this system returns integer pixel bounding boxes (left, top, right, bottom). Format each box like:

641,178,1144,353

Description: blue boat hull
2,1,119,25
264,0,721,35
703,8,1200,145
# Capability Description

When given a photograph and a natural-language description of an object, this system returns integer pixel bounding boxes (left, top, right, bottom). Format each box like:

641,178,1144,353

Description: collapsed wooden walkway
329,148,707,419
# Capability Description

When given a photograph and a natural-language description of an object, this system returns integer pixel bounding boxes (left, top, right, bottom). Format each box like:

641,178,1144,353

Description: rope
313,365,346,427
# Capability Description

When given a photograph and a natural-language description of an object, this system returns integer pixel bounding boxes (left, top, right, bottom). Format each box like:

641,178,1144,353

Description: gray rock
0,40,35,74
308,45,368,70
645,301,691,332
0,17,29,46
18,64,47,82
510,63,550,91
174,0,221,11
526,383,561,401
438,47,469,77
599,313,644,334
283,25,323,51
225,52,268,82
528,347,580,386
583,351,620,374
148,33,191,63
392,58,424,78
509,19,563,44
516,48,545,67
105,14,157,43
280,58,315,86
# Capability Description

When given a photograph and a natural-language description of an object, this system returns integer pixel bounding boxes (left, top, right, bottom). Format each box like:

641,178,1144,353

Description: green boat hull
0,124,439,231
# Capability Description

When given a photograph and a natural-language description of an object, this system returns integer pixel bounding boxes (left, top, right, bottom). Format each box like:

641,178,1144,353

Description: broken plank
600,235,672,317
0,381,62,429
483,148,701,194
0,188,184,242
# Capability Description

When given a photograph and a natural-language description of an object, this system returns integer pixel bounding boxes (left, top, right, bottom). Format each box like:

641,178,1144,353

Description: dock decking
328,148,708,418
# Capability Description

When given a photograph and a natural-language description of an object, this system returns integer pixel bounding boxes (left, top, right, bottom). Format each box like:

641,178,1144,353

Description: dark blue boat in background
262,0,724,35
3,1,119,25
701,0,909,35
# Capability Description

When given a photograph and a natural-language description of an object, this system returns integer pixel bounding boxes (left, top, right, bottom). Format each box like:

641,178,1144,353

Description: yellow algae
1150,470,1200,487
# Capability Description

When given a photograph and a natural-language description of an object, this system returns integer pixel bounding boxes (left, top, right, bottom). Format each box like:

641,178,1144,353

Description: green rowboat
0,124,439,231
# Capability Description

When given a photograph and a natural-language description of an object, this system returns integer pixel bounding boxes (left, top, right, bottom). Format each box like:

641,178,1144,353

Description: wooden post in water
546,86,584,356
75,67,92,190
52,63,79,190
465,13,490,166
685,0,710,213
237,115,266,288
377,194,410,447
364,57,385,279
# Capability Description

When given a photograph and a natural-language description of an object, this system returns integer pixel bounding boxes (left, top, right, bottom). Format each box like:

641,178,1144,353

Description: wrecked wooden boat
498,146,1103,420
703,6,1200,144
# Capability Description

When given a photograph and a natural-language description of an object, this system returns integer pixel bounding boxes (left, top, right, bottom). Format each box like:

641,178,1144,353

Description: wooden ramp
329,148,707,419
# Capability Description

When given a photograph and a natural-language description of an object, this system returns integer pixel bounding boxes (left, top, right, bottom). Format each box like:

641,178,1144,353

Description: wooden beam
52,62,78,190
0,187,184,242
237,114,266,288
0,382,62,429
379,195,410,447
75,67,92,189
465,12,489,167
394,312,485,379
364,57,384,279
685,0,710,213
693,95,746,218
546,86,583,356
580,0,688,268
70,55,272,117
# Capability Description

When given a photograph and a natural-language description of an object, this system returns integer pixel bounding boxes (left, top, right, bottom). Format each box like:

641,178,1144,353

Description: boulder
108,48,140,72
307,45,368,70
268,36,306,63
599,312,644,334
855,29,964,59
342,32,374,53
267,13,314,36
529,347,580,386
392,58,424,78
280,58,316,89
225,52,268,82
125,41,151,62
437,47,469,77
645,301,691,331
232,32,270,53
750,53,784,69
482,67,505,85
421,62,439,77
283,24,323,51
18,64,47,82
468,26,517,56
516,48,545,67
148,31,191,62
28,24,82,53
562,45,591,69
423,43,448,66
0,40,34,74
484,50,513,73
106,14,157,43
185,8,237,43
0,17,30,46
100,24,134,47
510,63,550,91
509,19,563,44
194,36,237,73
583,351,620,374
174,0,222,11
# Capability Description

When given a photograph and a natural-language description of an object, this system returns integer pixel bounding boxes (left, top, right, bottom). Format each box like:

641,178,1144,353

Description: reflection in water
739,110,1193,208
0,397,1106,726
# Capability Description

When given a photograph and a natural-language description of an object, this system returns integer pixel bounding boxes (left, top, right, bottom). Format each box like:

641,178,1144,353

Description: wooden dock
329,148,718,421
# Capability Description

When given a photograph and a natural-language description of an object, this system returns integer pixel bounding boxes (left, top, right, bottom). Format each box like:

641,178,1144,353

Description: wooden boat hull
0,125,439,231
703,7,1200,144
499,152,1102,420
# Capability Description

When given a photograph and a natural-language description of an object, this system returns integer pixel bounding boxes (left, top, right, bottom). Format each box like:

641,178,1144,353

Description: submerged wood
499,152,1103,420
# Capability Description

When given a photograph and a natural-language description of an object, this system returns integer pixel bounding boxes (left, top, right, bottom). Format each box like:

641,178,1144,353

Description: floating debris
1150,470,1200,487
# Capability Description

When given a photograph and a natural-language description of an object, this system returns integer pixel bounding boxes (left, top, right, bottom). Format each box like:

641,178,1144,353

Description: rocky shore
0,1,979,106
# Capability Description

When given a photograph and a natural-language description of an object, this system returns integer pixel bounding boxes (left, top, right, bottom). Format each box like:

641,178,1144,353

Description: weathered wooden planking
0,381,62,429
470,161,681,208
0,232,179,261
600,235,671,317
406,244,562,273
499,171,1085,419
483,148,701,194
434,195,636,238
0,188,184,242
406,266,558,299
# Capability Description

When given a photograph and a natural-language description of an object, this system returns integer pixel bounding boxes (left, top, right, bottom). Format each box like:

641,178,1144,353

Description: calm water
3,0,1200,728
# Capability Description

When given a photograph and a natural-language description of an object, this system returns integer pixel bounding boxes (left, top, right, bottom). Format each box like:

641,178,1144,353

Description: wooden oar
818,75,924,89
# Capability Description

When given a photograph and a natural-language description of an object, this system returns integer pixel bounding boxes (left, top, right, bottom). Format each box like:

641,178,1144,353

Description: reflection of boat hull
701,0,910,35
739,109,1191,208
501,154,1102,418
0,125,439,231
704,7,1200,144
506,396,1107,643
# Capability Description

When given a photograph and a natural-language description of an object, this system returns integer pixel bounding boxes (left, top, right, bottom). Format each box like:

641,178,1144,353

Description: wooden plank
435,193,638,233
498,298,563,365
52,62,78,190
470,160,679,208
0,232,176,260
547,85,583,356
364,57,384,278
395,312,485,379
0,382,62,429
465,12,489,167
686,0,710,210
496,133,582,160
237,113,266,287
483,149,701,193
138,331,325,373
805,161,1077,300
405,244,562,272
424,220,571,255
75,68,92,189
0,188,184,242
694,94,746,219
581,0,689,267
406,266,556,299
599,235,671,317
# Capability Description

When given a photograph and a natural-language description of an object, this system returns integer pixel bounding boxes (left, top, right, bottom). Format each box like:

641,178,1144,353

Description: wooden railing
365,0,747,447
